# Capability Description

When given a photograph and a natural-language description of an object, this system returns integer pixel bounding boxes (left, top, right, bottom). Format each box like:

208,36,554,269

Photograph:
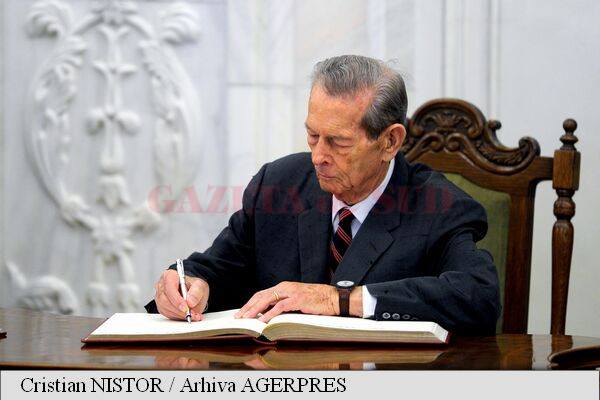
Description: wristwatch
335,280,355,317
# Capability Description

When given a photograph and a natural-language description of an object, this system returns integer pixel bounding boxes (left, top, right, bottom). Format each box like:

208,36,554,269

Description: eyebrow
304,123,353,141
304,122,314,132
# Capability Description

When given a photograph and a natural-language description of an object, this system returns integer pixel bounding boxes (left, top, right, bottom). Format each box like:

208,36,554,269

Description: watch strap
338,287,351,317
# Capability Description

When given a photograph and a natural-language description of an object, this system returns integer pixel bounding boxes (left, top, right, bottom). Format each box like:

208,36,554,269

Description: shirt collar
331,158,395,224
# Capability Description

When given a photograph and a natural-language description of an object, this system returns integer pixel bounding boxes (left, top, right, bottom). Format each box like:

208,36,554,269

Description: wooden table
1,308,599,370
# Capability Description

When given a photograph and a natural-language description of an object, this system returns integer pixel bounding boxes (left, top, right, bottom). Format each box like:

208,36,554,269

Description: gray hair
311,55,408,140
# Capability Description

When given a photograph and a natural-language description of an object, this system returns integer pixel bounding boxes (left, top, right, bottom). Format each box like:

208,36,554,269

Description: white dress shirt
331,159,395,318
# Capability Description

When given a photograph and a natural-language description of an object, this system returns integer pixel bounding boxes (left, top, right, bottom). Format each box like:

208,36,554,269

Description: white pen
176,258,192,323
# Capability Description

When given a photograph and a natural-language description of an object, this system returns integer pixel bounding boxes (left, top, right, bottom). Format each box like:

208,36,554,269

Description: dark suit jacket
147,152,501,334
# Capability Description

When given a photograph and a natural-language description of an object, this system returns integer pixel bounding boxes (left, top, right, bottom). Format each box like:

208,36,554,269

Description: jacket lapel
331,208,398,284
331,155,407,284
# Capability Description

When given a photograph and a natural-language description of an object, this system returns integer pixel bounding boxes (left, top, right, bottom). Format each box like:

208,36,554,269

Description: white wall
1,0,598,337
495,0,600,337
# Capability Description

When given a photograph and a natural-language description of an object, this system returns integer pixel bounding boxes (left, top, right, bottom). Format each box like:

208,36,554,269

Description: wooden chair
402,98,580,334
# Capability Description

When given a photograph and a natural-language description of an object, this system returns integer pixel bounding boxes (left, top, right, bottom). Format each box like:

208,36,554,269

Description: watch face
336,280,355,288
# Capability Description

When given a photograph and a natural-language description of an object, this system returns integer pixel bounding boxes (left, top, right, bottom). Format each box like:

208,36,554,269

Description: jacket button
392,313,400,320
382,312,391,320
402,314,411,320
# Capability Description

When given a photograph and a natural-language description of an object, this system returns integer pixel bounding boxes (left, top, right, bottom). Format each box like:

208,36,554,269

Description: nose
311,139,329,166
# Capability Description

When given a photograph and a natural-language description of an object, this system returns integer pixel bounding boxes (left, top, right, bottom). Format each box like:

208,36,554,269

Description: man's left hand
234,282,339,322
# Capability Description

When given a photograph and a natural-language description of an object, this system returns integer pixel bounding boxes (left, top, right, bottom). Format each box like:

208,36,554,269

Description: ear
380,123,406,162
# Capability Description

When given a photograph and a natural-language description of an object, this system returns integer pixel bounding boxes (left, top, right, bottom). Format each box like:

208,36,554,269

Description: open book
82,309,450,345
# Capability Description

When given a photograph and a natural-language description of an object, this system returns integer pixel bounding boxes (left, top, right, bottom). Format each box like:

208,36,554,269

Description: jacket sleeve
159,164,268,312
365,197,501,335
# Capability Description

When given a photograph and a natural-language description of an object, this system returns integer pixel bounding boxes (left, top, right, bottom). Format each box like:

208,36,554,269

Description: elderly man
148,55,500,334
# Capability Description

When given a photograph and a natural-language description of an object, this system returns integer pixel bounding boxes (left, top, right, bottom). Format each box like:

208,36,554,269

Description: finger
235,291,263,318
185,278,206,309
156,295,183,320
154,275,184,319
242,291,281,319
162,270,188,314
156,302,183,321
186,278,209,321
259,298,294,322
154,280,164,299
156,291,186,320
187,303,204,322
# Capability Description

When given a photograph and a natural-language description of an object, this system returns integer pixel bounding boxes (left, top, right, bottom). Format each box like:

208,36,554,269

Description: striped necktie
330,208,355,275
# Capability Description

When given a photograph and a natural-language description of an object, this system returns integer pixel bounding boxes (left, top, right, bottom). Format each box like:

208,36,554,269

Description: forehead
306,85,373,136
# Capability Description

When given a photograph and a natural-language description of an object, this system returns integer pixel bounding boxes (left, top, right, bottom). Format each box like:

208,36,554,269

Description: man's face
305,84,390,205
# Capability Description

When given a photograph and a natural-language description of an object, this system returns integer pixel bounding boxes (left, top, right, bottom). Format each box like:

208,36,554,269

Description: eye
331,138,352,148
307,132,319,144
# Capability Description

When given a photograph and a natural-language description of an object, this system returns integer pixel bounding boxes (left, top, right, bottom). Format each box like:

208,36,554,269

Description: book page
90,309,266,337
267,313,441,334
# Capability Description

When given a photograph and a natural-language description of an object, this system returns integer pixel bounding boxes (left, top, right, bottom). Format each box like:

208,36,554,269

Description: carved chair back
401,98,580,334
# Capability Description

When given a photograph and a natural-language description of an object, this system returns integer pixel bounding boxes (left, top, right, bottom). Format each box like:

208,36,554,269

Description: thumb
186,277,209,312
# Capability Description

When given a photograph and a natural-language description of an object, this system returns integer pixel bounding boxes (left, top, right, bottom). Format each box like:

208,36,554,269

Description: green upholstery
443,173,511,333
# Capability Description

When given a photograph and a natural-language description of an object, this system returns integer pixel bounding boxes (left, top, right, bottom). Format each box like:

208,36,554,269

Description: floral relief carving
417,109,482,139
92,0,137,26
26,0,74,37
24,0,202,315
423,110,475,136
474,139,528,166
404,102,539,173
5,262,79,315
159,3,202,44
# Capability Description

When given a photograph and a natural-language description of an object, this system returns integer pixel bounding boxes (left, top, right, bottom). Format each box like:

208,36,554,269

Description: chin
318,182,346,200
317,180,336,194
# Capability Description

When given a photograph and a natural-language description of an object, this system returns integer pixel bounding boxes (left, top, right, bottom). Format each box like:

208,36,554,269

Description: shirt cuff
362,285,377,318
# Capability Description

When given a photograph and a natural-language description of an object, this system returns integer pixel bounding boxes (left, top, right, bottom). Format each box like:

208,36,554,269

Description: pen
176,258,192,323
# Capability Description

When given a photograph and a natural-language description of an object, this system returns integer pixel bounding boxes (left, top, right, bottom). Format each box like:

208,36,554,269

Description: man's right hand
154,269,210,321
